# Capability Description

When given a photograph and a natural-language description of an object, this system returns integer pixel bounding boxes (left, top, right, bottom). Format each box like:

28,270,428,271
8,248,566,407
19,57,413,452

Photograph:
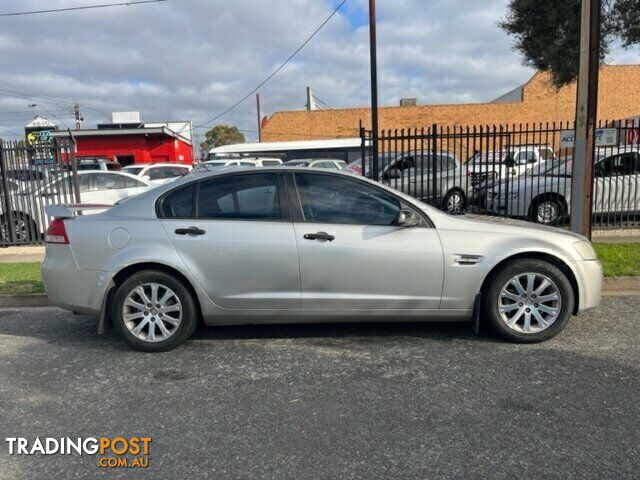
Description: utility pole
570,0,601,239
255,94,262,142
368,0,379,180
73,103,83,130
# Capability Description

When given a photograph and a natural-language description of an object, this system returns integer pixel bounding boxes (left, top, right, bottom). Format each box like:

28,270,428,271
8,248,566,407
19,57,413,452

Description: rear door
160,172,300,309
289,171,444,310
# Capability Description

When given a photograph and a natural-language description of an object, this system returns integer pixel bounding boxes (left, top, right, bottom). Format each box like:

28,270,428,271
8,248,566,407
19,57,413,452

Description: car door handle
175,227,205,236
303,231,335,241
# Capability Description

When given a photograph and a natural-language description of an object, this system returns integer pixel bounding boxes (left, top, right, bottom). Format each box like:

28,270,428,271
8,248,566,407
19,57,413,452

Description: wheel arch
528,192,568,221
102,262,204,331
479,252,580,315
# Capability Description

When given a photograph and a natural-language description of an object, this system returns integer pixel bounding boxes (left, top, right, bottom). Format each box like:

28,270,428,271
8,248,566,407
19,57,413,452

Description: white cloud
0,0,637,143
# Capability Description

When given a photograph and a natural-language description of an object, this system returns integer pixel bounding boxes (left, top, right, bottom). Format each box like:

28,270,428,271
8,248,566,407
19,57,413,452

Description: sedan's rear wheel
443,189,465,214
113,270,197,352
483,259,574,342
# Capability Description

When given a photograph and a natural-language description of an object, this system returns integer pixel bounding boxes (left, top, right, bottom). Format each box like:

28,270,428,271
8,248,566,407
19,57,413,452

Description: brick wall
261,65,640,142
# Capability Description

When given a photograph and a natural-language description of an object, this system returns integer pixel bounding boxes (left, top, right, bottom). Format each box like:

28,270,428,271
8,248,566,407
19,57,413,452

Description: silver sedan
42,167,602,351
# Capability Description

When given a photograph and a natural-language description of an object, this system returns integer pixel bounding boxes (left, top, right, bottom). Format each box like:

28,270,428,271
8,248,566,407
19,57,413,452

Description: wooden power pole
570,0,601,239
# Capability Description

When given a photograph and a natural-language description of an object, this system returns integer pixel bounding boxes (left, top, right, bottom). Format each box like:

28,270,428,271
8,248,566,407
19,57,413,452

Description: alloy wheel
446,192,463,213
122,283,182,343
536,200,559,224
498,273,562,334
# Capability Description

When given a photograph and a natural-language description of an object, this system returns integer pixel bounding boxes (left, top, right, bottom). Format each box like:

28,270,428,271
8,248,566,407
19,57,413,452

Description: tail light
45,219,69,244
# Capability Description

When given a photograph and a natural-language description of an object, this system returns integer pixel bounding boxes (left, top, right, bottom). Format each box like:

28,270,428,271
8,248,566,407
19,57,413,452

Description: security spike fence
357,119,640,230
0,138,79,247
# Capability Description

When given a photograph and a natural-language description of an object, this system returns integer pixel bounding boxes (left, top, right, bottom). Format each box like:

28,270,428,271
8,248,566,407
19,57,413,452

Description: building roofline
51,126,192,145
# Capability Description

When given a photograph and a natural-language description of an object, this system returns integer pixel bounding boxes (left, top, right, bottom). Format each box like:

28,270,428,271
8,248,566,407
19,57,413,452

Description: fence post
61,131,81,204
0,141,16,243
359,122,366,177
431,123,437,205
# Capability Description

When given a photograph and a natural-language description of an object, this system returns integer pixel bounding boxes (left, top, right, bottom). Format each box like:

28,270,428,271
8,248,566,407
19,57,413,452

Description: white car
199,157,283,170
287,159,347,170
121,163,192,185
0,170,152,242
468,145,556,185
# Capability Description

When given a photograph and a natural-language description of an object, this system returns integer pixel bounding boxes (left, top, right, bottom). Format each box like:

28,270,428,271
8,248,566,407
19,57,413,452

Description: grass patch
0,262,44,295
593,243,640,277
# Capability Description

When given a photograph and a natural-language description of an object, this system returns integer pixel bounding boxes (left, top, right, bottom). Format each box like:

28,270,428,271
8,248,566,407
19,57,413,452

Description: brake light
45,219,69,244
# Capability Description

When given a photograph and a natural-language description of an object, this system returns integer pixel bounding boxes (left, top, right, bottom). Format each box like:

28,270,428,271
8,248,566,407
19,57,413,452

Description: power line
194,0,348,129
0,0,166,17
312,94,332,109
0,85,110,115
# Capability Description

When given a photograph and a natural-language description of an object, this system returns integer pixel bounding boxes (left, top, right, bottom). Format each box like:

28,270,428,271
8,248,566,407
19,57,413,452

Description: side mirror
386,168,402,179
394,209,421,227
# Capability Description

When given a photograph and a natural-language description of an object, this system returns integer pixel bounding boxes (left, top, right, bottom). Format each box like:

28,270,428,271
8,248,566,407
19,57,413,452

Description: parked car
195,158,283,171
0,170,151,243
121,163,192,185
486,147,640,224
76,157,122,171
347,151,470,213
467,145,556,186
42,167,601,352
286,159,347,170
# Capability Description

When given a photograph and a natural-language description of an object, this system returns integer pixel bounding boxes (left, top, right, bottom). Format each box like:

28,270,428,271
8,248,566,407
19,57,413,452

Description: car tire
1,213,39,243
483,258,574,343
531,196,564,225
113,270,198,352
443,189,466,214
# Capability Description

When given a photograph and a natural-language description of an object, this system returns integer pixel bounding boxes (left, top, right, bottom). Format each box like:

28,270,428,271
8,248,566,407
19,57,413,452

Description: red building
51,125,193,166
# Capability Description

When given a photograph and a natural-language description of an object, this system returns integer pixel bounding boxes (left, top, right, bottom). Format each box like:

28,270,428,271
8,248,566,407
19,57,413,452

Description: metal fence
357,120,640,229
0,138,79,247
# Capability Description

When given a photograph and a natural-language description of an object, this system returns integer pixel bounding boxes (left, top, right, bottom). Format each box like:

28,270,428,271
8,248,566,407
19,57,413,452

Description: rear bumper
41,245,112,315
571,259,603,313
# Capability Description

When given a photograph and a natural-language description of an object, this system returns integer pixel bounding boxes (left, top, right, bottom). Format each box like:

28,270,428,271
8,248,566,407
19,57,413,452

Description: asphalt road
0,297,638,479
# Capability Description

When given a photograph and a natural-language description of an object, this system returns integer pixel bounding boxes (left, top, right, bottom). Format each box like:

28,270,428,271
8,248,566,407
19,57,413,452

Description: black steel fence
0,138,79,247
357,119,640,229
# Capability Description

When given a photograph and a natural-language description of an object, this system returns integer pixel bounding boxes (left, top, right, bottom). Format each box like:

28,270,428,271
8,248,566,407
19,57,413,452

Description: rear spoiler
45,204,112,219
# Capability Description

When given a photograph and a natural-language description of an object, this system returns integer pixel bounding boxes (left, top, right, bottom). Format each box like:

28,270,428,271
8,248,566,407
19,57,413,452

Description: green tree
500,0,640,87
199,125,245,160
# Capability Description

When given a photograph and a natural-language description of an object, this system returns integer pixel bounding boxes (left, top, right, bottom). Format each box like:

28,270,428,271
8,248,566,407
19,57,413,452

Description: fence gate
0,138,79,247
358,120,640,230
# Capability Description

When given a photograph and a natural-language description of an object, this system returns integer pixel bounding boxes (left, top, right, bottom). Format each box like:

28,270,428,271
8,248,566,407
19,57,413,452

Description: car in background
42,166,601,351
0,170,151,243
122,163,192,185
286,159,347,170
193,157,283,173
486,146,640,224
467,146,556,187
76,157,122,171
347,151,470,213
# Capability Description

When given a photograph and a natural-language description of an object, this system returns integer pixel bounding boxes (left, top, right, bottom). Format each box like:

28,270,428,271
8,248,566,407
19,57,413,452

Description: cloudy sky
0,0,638,145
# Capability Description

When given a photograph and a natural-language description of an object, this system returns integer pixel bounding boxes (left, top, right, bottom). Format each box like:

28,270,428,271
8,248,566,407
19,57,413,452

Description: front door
161,172,300,309
289,172,444,310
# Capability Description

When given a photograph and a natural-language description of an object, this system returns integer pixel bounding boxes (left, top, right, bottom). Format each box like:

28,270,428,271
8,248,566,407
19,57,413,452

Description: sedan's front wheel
113,270,198,352
483,259,574,343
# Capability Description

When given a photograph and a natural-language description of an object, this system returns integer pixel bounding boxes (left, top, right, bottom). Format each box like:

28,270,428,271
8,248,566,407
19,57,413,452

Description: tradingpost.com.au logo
5,437,152,469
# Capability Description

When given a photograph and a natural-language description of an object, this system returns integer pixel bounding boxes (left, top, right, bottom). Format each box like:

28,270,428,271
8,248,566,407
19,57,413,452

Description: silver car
487,146,640,224
347,152,470,213
42,167,602,352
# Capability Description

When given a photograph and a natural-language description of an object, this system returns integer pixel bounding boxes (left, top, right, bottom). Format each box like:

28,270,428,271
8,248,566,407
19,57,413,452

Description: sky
0,0,638,146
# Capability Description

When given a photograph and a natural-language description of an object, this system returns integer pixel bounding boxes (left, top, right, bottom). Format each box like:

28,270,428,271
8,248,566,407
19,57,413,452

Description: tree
500,0,640,87
199,125,245,160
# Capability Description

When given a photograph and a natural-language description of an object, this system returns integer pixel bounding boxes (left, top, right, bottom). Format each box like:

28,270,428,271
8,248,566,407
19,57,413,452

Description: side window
540,148,554,160
123,176,147,188
315,162,338,169
261,160,281,166
92,173,126,190
393,156,416,172
440,155,457,171
161,184,195,218
294,172,405,226
79,175,91,193
197,173,280,221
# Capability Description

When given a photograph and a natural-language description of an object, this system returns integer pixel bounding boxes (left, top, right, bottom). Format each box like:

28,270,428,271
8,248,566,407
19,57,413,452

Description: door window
294,172,405,225
148,166,186,180
514,151,536,165
595,153,640,177
160,184,195,218
198,173,281,220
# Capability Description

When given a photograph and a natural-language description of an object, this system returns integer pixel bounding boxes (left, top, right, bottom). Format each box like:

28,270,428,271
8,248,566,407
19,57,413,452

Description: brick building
261,64,640,142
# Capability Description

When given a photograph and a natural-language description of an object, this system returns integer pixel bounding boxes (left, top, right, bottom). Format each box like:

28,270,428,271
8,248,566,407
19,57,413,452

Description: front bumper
571,259,603,313
42,245,112,315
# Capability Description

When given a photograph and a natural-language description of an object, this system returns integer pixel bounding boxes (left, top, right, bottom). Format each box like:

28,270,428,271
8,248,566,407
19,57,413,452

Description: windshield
123,166,144,175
